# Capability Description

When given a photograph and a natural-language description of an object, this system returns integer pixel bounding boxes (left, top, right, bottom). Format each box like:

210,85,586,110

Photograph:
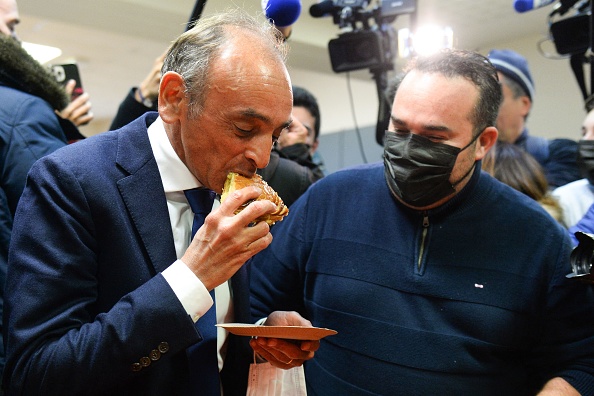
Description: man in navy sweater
250,49,594,395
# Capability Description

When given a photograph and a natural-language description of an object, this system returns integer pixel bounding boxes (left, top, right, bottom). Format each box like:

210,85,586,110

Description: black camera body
328,28,394,73
567,231,594,283
550,7,591,55
311,0,415,73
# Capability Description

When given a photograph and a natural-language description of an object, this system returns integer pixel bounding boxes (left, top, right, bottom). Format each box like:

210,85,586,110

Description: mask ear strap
452,161,477,189
450,131,483,188
460,130,484,152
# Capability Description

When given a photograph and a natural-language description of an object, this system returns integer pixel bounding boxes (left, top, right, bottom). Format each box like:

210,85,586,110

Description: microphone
309,0,336,18
513,0,556,12
309,0,334,18
262,0,302,27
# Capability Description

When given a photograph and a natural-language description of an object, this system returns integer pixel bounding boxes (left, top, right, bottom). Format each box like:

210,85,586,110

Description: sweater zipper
417,213,429,271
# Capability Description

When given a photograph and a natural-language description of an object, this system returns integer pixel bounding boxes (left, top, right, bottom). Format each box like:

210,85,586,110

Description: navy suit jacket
4,113,252,395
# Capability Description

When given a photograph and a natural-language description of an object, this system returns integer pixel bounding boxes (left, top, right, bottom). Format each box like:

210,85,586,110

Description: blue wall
316,125,384,175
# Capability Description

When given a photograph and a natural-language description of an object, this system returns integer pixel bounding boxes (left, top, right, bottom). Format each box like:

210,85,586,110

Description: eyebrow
241,108,292,130
391,115,452,133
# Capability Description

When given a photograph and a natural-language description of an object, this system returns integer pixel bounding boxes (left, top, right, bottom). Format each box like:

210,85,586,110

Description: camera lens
570,232,594,275
571,249,593,275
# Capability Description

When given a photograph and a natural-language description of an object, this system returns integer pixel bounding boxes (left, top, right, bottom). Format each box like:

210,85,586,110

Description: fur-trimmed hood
0,34,70,111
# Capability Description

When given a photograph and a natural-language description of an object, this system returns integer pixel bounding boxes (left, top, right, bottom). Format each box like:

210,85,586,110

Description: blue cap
488,49,535,101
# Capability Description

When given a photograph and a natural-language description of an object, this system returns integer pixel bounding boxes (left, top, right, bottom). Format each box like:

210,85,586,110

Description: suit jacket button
149,349,161,361
158,342,169,353
140,357,151,367
131,362,142,372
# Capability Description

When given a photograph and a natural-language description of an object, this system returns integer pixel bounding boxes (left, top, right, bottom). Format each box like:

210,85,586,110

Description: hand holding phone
51,63,93,127
50,63,84,100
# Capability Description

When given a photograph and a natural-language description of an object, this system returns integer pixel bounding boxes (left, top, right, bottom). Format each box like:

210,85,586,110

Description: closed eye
234,124,254,136
393,128,410,135
425,135,447,142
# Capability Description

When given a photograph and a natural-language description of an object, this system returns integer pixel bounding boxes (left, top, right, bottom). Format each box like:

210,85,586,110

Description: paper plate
216,323,337,340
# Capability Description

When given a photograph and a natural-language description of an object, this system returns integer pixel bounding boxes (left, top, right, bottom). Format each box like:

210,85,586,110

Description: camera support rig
548,0,594,109
310,0,416,145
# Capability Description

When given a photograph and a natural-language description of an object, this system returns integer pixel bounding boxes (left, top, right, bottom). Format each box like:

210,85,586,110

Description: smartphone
50,63,84,100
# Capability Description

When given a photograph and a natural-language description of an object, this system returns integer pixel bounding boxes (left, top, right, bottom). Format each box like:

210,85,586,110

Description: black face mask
383,131,480,208
577,140,594,185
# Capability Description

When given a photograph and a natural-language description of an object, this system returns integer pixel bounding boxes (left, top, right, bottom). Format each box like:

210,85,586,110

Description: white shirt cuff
162,259,212,322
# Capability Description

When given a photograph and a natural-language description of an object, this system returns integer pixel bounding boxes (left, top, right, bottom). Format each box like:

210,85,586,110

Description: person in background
249,48,594,395
256,86,324,206
553,105,594,228
482,141,563,223
109,51,163,131
0,0,92,381
257,114,319,207
275,85,325,178
3,10,317,395
567,202,594,246
487,49,581,189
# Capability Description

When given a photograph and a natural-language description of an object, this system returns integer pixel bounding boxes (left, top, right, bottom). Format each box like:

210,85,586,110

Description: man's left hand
249,311,320,369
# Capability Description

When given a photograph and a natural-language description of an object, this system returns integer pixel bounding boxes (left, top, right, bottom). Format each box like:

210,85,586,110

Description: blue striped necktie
183,187,220,395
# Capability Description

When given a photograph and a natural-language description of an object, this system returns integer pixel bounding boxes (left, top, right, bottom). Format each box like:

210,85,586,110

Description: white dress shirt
552,178,594,228
147,116,233,371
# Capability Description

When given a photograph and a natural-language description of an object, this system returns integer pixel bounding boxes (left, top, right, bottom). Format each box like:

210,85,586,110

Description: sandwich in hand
220,172,289,225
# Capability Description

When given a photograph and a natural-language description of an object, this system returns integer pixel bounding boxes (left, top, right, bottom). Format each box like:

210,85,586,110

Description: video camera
310,0,415,145
310,0,415,73
548,0,590,56
544,0,593,105
567,231,594,283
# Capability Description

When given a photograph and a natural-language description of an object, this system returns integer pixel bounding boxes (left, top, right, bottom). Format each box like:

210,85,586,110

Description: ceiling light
398,25,454,58
21,42,62,64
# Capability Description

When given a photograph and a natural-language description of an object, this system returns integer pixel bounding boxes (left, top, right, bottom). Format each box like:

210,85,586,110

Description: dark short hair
292,85,321,140
397,49,502,136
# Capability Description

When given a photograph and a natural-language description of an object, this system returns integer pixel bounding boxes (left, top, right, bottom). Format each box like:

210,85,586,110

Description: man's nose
245,137,273,169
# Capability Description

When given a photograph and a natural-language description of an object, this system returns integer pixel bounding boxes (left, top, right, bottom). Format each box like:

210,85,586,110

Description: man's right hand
57,80,94,127
276,116,309,150
181,185,277,290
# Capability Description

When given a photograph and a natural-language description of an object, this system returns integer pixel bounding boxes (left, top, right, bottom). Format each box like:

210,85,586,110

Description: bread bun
221,172,288,225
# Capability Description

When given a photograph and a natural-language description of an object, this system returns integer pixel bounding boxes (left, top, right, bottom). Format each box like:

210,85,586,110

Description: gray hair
162,9,287,116
499,70,530,120
499,73,526,99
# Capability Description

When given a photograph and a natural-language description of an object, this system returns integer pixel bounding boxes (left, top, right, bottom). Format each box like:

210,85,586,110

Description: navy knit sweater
250,161,594,396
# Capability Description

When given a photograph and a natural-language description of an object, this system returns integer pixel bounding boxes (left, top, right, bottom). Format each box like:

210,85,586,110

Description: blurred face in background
0,0,19,38
495,72,531,144
292,106,318,153
581,108,594,140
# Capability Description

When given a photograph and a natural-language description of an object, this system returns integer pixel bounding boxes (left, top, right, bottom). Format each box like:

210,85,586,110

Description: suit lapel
116,114,177,273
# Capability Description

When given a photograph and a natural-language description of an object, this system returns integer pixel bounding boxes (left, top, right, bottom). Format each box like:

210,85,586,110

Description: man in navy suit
3,9,317,395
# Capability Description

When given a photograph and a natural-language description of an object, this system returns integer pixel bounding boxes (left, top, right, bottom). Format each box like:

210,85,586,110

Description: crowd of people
1,0,594,395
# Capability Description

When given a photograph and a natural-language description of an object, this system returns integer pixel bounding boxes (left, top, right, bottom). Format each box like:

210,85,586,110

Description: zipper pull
422,214,429,228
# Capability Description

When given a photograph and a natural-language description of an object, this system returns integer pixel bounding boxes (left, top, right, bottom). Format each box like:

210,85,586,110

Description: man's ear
475,126,498,161
158,71,187,123
520,96,532,118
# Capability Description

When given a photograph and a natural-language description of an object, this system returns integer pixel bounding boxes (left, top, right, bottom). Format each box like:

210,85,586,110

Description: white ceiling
14,0,559,134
